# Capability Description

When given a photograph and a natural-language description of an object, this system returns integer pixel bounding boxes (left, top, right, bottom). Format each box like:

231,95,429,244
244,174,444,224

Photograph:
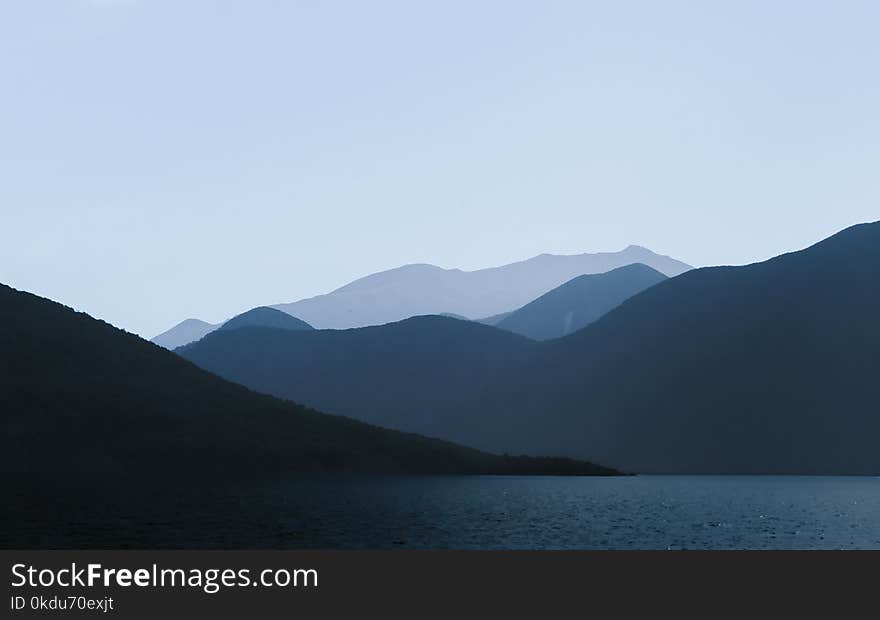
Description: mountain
219,306,313,333
181,222,880,474
495,263,667,340
178,316,536,445
529,221,880,474
152,307,313,349
271,246,691,328
151,318,218,349
0,283,616,475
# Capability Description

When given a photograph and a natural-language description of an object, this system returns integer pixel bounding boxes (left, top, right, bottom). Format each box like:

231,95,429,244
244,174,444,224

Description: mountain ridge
218,306,314,333
0,282,617,476
272,245,691,329
152,245,691,345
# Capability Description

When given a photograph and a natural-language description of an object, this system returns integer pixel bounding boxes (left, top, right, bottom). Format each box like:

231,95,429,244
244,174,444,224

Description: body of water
4,475,880,549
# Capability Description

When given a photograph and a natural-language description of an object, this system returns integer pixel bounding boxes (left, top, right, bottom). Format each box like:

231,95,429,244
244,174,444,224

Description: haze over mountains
0,283,614,475
272,245,691,329
180,222,880,474
152,318,218,349
152,245,691,348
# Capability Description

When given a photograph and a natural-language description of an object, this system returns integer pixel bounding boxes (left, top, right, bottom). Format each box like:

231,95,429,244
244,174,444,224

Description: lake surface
4,475,880,549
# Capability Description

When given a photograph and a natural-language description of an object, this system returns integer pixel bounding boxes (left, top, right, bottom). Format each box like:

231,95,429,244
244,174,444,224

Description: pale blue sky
1,1,878,337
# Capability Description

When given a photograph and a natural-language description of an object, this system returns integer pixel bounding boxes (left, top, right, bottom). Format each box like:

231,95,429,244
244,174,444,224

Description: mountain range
179,222,880,474
0,283,615,475
272,245,691,329
152,245,691,348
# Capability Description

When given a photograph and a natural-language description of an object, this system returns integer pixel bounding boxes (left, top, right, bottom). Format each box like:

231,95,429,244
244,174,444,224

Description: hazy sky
2,1,878,337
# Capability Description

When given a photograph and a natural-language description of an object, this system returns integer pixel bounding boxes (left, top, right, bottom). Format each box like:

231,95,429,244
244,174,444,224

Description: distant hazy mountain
181,222,880,474
152,318,218,349
495,263,667,340
475,312,512,326
152,307,313,349
0,283,615,476
271,246,691,328
219,306,313,333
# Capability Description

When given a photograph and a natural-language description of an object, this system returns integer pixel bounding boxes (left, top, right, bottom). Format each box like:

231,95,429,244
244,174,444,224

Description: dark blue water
4,476,880,549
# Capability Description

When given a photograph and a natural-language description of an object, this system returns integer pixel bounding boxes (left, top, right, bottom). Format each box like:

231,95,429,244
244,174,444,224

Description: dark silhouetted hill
529,220,880,473
0,284,617,476
495,263,667,340
219,306,313,333
179,316,537,445
181,222,880,474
